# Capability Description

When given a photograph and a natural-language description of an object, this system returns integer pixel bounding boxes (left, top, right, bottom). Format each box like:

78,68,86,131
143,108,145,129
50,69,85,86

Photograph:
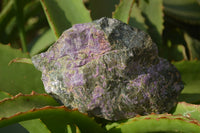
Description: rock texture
32,17,183,121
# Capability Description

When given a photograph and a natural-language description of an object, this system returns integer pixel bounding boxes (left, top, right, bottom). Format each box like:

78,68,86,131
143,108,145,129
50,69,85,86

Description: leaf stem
14,0,27,53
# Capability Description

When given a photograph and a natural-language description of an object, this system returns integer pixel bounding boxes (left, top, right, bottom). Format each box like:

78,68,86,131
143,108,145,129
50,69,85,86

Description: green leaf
112,0,135,24
0,44,45,95
129,3,147,32
0,91,11,101
28,29,55,56
0,93,57,132
40,0,92,39
0,92,59,118
173,61,200,94
173,61,200,103
20,119,50,133
139,0,164,45
65,124,80,133
107,114,200,133
184,33,200,60
0,90,51,133
163,0,200,24
173,102,200,121
8,58,33,65
0,106,105,133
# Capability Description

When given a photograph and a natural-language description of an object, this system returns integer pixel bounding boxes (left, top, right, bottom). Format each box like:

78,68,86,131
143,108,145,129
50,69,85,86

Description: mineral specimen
32,17,183,121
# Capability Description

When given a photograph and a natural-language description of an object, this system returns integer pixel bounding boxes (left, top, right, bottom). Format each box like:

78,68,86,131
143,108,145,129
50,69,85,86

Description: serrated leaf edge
0,91,48,103
117,113,200,127
8,58,33,65
0,106,85,121
40,0,59,39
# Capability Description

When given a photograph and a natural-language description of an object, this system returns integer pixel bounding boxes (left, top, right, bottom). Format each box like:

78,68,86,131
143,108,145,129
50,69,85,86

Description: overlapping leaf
129,3,147,32
139,0,164,45
0,44,45,95
0,92,104,132
106,114,200,133
28,29,55,56
174,61,200,103
40,0,92,39
0,92,59,118
0,92,59,132
125,0,164,46
173,102,200,121
20,119,50,133
174,61,200,94
0,106,104,133
112,0,135,24
184,33,200,60
0,91,11,101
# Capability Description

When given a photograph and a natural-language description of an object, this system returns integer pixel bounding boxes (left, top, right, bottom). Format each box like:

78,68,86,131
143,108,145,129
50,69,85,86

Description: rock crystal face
32,17,183,121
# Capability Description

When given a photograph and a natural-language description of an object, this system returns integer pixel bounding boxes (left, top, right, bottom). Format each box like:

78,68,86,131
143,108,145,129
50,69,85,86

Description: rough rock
32,17,183,121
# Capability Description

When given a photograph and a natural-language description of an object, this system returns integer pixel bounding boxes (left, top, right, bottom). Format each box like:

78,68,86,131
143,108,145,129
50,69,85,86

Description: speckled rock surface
32,17,183,121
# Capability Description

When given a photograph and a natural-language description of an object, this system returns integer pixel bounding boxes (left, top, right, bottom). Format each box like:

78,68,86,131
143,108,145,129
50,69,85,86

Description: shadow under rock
178,93,200,104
